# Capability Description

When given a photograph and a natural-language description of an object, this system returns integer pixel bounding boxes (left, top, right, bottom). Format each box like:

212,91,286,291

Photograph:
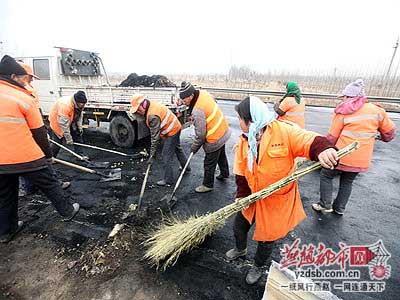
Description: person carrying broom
225,96,339,284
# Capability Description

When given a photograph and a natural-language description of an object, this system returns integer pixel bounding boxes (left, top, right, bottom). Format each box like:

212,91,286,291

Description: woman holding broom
226,96,339,284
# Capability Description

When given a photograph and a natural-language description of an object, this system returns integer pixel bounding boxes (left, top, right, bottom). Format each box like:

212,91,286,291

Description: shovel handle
138,163,151,208
49,139,84,161
170,152,194,200
53,158,96,174
73,142,129,157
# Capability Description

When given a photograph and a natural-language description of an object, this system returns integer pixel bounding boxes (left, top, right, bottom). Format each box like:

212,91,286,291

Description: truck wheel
109,115,136,148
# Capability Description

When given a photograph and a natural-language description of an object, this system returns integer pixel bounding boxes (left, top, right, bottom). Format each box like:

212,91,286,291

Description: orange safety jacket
194,91,229,143
234,120,318,241
277,96,306,128
328,102,395,170
0,80,46,169
49,96,75,137
146,101,181,138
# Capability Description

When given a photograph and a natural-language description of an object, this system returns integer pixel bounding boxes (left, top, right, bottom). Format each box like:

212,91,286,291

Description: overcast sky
1,0,400,76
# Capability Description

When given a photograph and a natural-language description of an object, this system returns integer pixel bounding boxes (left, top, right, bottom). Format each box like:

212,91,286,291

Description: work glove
65,137,74,145
80,155,90,161
147,156,155,166
77,129,83,137
190,144,199,155
46,157,55,165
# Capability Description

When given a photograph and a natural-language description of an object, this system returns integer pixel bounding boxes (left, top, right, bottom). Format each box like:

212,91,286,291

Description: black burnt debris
119,73,176,88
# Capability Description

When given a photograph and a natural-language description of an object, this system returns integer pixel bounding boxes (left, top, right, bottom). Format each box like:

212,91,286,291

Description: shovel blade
84,161,110,169
99,168,122,182
160,194,178,208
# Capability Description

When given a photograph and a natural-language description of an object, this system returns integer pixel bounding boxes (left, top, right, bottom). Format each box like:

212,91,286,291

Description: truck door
32,58,58,116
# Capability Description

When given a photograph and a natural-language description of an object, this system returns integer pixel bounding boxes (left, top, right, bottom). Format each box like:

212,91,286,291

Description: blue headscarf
247,96,276,172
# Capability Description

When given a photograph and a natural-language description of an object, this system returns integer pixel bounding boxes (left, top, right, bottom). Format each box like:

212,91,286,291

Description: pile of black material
120,73,176,88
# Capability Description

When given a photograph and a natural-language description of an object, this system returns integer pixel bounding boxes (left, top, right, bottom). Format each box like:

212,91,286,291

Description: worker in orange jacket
225,96,338,285
0,55,79,243
16,62,71,195
49,91,88,159
313,79,396,215
274,81,306,128
130,94,189,186
179,82,231,193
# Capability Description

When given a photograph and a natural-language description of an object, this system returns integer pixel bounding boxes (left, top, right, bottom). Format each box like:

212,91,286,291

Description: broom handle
215,141,360,219
170,152,194,200
53,157,96,174
49,139,84,161
73,142,129,157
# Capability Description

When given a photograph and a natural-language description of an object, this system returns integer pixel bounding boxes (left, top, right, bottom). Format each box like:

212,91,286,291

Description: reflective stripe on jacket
49,96,75,137
0,80,46,168
277,96,306,128
194,90,229,143
234,120,318,241
146,101,181,138
328,102,396,170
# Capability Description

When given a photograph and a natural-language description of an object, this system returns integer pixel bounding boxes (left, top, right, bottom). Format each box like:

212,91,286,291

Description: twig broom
144,141,359,270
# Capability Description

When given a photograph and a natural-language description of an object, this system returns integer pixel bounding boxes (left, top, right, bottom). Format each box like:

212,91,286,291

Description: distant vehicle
16,47,188,147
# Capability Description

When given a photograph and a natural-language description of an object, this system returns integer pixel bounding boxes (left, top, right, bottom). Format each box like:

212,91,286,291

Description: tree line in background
170,65,400,98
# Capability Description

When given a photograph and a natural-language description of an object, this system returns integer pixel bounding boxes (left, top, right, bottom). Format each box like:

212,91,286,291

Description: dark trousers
203,144,229,188
162,130,188,184
0,167,74,236
49,128,84,158
20,176,35,194
319,168,359,213
233,211,274,267
21,161,61,193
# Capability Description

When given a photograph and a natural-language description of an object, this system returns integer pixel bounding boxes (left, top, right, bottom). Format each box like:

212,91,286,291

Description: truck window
33,59,50,80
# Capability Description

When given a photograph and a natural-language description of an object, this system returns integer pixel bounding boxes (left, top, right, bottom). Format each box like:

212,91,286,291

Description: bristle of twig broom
144,141,359,270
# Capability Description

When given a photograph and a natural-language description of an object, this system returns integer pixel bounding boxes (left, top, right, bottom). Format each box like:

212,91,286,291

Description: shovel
73,142,147,159
53,158,121,182
137,163,152,209
160,152,194,208
49,139,109,168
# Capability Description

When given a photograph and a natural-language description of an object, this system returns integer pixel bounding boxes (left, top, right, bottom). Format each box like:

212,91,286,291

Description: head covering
18,62,40,79
0,55,28,76
130,94,145,113
247,96,276,172
179,81,195,99
283,81,301,104
74,90,87,103
340,79,365,98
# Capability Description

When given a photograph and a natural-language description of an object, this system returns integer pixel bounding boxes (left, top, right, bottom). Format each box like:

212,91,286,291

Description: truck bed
60,86,179,109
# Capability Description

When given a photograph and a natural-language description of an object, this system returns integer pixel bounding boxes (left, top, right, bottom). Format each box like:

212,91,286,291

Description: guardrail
200,86,400,104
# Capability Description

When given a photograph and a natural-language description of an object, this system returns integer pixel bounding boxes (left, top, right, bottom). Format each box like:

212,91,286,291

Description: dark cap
0,55,28,76
179,81,195,99
74,90,88,103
